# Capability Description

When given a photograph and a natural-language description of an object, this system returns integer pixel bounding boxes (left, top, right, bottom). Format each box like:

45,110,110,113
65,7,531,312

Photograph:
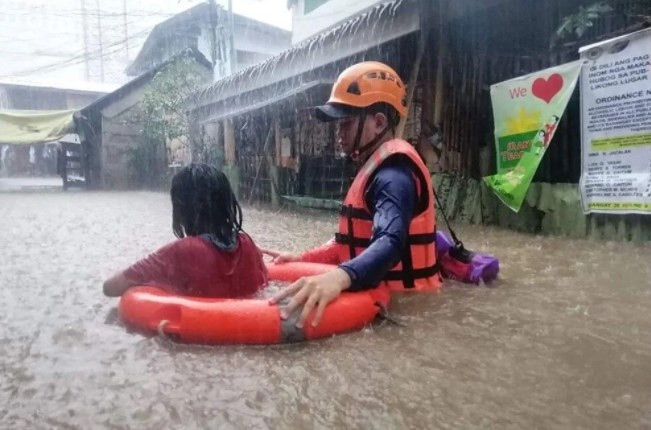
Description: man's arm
339,162,416,290
269,161,418,328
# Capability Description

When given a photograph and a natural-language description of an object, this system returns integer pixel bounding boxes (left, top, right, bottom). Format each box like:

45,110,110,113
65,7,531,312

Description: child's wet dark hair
170,163,242,247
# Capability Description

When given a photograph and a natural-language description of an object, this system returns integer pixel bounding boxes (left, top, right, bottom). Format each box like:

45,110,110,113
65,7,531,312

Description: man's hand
269,268,352,328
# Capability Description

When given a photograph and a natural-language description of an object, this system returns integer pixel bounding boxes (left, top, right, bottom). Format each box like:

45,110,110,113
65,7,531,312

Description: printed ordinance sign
579,28,651,214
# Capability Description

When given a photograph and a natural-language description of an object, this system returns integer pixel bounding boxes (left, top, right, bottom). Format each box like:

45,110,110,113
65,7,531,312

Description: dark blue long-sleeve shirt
339,158,417,291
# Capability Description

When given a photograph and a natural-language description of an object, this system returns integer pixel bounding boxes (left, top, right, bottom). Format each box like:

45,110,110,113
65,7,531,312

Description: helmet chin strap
349,111,392,163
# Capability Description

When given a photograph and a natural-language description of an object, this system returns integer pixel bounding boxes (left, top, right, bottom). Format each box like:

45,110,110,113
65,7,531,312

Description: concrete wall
233,14,291,57
98,83,149,189
433,173,651,242
100,120,142,189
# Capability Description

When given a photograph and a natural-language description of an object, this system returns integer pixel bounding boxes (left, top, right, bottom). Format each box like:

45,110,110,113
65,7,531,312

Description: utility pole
228,0,237,73
123,0,130,61
80,0,90,80
208,0,218,69
95,0,105,82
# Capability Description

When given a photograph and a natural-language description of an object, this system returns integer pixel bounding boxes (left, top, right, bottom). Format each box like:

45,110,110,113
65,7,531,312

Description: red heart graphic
531,73,564,104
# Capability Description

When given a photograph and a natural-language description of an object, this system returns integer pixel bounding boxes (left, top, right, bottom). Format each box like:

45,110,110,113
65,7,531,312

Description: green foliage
554,2,614,46
127,56,210,188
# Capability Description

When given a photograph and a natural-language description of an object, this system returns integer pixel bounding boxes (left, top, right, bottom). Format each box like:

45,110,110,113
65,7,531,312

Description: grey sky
0,0,292,84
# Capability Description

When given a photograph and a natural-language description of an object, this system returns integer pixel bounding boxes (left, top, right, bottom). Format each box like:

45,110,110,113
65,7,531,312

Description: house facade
189,0,651,241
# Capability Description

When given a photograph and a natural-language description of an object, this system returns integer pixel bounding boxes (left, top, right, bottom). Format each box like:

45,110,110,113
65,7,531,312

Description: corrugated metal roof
0,78,117,94
200,79,332,123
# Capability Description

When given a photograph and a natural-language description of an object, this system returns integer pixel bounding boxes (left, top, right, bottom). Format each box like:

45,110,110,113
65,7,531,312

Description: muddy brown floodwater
1,190,651,429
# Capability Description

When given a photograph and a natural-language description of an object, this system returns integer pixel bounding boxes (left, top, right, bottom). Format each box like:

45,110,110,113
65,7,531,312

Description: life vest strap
382,261,441,284
345,204,357,258
339,205,372,221
401,240,415,288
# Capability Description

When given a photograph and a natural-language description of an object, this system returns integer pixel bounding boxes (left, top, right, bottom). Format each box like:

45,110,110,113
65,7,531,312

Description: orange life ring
118,262,390,344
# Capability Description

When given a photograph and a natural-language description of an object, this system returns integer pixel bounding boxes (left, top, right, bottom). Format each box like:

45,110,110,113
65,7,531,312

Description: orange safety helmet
316,61,407,122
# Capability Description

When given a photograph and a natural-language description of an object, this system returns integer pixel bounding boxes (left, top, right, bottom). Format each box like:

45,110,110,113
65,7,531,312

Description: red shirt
123,233,267,298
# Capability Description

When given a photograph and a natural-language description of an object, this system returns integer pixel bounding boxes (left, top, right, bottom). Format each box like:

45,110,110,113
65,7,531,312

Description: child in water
103,163,267,298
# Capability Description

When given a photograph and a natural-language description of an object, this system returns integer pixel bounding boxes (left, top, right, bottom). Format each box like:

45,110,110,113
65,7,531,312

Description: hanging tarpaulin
579,28,651,215
484,61,582,212
0,109,76,145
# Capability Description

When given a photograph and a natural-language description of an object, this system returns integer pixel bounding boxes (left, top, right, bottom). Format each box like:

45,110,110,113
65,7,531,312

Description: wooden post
432,40,446,126
431,0,448,174
248,122,274,205
76,120,90,189
396,0,428,139
396,42,425,139
432,0,446,127
321,152,327,198
223,118,239,196
204,121,222,167
274,115,282,166
270,115,281,207
223,119,236,167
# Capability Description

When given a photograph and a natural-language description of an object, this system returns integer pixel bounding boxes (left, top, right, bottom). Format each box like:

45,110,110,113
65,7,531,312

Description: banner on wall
483,61,582,212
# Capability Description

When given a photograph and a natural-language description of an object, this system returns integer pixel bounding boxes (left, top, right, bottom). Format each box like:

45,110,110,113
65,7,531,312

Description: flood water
1,190,651,429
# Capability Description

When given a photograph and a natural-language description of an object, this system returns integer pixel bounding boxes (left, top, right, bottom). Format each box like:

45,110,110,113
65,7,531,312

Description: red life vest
334,138,441,292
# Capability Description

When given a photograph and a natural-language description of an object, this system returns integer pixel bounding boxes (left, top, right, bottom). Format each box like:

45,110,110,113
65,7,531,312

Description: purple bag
436,231,499,285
